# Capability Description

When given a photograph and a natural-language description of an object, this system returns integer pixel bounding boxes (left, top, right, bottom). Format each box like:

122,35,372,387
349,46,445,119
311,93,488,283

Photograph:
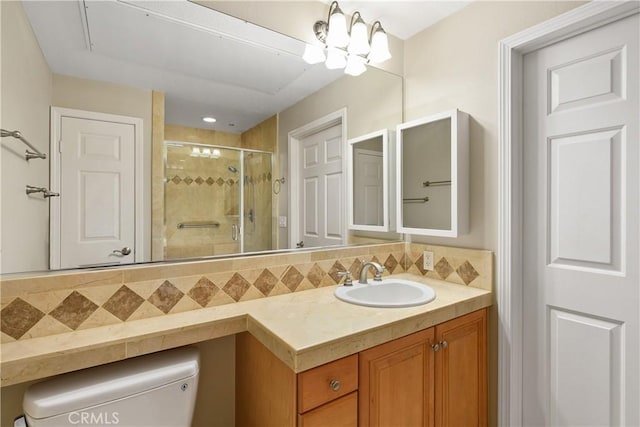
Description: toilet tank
23,347,199,427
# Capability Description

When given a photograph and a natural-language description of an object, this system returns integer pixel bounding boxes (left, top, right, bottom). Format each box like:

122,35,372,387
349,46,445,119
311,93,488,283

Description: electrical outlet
423,251,434,271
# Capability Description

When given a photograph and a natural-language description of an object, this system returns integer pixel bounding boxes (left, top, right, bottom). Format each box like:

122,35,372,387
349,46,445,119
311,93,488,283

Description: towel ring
273,177,286,194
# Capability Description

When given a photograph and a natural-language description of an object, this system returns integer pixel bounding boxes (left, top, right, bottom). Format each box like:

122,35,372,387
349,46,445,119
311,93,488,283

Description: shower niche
163,141,274,259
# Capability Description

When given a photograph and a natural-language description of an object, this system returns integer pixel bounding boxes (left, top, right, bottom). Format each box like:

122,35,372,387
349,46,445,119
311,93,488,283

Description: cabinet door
359,328,435,427
435,309,487,427
298,392,358,427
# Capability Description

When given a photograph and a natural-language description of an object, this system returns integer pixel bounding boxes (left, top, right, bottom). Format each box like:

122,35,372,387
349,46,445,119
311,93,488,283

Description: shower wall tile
0,242,493,340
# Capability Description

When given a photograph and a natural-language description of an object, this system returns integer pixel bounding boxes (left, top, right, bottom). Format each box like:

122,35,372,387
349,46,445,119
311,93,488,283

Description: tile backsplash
0,242,492,342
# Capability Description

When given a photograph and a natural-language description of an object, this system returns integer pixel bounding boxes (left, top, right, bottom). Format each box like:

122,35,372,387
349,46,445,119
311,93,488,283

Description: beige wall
402,2,585,425
277,67,403,248
0,1,53,274
51,74,153,261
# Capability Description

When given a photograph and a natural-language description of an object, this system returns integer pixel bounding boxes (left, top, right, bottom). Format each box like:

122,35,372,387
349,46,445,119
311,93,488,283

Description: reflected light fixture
303,1,391,76
202,116,217,123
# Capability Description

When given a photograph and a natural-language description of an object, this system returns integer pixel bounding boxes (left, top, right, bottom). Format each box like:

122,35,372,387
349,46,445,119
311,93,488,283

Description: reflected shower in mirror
1,0,403,274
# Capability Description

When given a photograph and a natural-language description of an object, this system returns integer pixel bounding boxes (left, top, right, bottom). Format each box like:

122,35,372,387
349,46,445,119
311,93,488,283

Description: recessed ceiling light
202,117,217,123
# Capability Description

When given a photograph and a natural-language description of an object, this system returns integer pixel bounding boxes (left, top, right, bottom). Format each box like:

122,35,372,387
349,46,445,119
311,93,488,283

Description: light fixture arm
349,11,363,30
313,1,341,44
369,21,384,42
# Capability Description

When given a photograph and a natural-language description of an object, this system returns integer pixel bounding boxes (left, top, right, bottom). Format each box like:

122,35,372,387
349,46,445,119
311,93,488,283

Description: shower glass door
164,142,242,258
243,150,273,253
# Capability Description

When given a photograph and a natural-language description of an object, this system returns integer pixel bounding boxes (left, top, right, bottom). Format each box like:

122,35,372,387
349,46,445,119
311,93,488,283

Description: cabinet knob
440,340,448,349
329,379,341,392
431,343,440,352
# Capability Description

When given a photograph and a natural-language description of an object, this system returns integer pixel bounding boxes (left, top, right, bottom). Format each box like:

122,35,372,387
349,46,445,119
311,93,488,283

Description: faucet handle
337,271,353,286
373,267,385,281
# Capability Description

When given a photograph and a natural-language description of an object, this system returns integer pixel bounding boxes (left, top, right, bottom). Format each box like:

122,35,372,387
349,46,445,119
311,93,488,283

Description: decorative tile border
0,242,492,342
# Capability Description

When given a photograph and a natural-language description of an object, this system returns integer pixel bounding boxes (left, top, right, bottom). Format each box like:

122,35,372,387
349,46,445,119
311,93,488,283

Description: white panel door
523,14,639,426
354,149,383,226
59,117,136,268
299,124,344,248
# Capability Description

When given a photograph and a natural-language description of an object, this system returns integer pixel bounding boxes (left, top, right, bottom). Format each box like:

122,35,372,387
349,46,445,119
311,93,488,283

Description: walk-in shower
163,141,274,259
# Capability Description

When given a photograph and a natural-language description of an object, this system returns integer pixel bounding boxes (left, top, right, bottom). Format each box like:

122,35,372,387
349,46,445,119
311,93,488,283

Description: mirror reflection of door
299,123,344,248
51,108,142,269
353,148,383,226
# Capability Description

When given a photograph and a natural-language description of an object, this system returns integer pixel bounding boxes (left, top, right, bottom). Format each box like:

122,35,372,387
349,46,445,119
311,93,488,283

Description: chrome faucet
359,260,385,284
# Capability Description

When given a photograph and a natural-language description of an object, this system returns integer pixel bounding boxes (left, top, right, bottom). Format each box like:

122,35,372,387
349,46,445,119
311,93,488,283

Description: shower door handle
231,224,239,241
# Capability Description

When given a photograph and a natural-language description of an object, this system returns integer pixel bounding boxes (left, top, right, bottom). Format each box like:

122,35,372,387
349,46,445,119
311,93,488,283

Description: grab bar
1,129,47,161
403,197,429,203
177,221,220,229
422,180,451,187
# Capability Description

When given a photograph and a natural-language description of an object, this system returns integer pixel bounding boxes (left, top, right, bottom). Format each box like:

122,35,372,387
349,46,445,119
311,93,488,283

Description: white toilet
15,347,199,427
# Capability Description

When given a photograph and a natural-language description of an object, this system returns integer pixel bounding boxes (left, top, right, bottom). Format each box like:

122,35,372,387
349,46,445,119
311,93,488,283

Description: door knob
112,247,131,256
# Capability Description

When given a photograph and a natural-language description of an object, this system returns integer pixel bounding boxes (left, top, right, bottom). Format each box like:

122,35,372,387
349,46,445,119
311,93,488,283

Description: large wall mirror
0,0,402,274
396,109,468,237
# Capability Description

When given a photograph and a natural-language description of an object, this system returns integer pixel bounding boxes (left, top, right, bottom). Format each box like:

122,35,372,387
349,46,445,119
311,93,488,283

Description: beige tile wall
0,242,491,343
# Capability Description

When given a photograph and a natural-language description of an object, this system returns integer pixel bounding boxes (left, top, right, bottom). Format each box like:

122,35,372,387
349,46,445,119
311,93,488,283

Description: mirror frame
347,129,393,232
395,109,468,237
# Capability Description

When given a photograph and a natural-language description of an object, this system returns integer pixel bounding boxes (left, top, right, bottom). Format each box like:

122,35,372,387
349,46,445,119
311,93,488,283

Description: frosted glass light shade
325,48,347,69
368,26,391,63
344,55,366,76
190,147,200,157
326,7,349,48
302,43,326,64
348,17,370,55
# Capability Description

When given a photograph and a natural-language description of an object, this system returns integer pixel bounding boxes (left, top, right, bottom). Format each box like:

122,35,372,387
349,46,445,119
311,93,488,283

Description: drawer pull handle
329,379,341,392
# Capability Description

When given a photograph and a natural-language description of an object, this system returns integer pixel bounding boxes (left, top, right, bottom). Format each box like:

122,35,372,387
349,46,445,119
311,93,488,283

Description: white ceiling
322,1,472,40
22,0,470,133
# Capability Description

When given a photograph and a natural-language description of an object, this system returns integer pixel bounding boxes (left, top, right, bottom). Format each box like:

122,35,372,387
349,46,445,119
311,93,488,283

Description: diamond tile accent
384,254,398,274
188,277,219,307
254,270,278,296
216,177,225,186
195,176,204,185
227,178,234,185
327,261,347,284
267,172,272,181
414,255,428,275
183,176,194,185
49,291,99,330
206,177,215,185
348,258,363,277
306,263,326,287
434,257,454,280
456,260,480,285
147,281,185,314
102,285,145,321
281,266,304,291
171,175,182,184
223,273,251,301
1,298,45,340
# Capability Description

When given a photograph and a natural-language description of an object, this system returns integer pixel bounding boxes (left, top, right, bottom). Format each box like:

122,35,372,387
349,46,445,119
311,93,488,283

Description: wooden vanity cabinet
359,309,487,427
236,309,486,427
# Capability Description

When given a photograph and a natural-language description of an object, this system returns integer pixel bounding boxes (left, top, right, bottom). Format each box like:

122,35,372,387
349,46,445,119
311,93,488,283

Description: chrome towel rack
26,185,59,198
403,197,429,203
422,180,451,187
1,129,47,161
177,221,220,229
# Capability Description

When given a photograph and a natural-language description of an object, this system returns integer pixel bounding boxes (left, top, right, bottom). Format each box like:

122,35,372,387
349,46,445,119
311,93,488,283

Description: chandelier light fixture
302,1,392,76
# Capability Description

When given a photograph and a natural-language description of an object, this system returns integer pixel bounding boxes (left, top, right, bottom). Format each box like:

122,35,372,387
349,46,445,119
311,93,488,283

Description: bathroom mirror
1,0,403,274
396,109,468,237
347,130,395,232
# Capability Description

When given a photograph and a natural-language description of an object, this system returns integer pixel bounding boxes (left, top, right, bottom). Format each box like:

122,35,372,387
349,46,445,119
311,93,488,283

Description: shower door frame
164,140,274,256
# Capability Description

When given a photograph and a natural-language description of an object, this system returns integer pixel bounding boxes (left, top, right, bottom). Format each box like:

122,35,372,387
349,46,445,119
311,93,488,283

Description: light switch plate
423,251,434,271
278,216,287,228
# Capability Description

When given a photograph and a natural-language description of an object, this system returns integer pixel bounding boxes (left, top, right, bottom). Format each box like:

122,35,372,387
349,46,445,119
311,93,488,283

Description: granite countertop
0,273,491,386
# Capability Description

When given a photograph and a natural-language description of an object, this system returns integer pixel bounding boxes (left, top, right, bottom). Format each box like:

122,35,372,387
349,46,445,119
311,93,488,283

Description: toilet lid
24,347,199,419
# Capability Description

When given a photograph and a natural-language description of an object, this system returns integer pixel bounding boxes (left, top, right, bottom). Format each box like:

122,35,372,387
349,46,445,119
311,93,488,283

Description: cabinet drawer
298,392,358,427
298,354,358,413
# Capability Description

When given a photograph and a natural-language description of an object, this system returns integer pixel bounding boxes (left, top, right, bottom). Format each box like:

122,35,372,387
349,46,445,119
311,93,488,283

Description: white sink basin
334,278,436,308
